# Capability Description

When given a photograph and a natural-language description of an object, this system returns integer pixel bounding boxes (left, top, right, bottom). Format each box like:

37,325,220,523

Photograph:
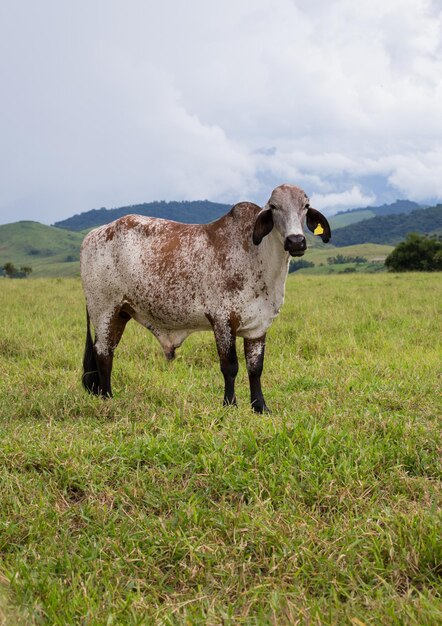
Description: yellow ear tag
314,224,324,235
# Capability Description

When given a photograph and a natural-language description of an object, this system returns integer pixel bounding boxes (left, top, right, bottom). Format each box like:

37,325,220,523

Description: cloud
310,186,377,215
0,0,442,223
385,152,442,200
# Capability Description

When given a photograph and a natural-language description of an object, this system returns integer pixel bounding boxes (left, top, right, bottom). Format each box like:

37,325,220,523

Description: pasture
0,274,441,625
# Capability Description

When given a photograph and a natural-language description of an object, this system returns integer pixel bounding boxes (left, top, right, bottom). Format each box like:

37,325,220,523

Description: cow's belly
123,281,210,332
129,299,212,333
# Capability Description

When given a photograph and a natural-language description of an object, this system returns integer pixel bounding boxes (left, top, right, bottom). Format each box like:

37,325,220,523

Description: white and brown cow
80,184,331,412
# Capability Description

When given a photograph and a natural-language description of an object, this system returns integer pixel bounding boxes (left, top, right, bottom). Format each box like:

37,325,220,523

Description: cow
80,184,331,412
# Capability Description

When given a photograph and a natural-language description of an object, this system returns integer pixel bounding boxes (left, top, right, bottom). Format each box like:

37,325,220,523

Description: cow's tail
82,308,100,394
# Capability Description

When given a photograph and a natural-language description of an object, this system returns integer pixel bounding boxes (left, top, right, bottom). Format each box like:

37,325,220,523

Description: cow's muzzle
284,234,306,257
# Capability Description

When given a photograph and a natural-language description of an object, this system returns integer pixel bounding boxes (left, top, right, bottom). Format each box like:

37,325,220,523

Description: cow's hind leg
244,335,269,414
83,308,129,397
83,308,100,394
210,320,239,407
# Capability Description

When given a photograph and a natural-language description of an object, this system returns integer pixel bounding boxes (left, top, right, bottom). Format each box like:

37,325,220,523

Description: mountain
329,200,422,230
0,221,84,277
331,205,442,247
368,199,423,217
53,200,232,232
337,199,422,218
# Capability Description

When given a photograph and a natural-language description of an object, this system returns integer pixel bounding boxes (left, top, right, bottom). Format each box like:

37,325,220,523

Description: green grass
0,275,441,624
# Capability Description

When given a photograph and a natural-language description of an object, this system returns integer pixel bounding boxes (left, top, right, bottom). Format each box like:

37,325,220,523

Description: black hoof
251,400,270,414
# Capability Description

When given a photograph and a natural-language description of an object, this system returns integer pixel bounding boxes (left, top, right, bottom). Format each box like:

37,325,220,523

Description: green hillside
305,242,394,265
0,221,83,277
329,200,423,231
335,199,421,220
330,209,375,229
331,205,442,246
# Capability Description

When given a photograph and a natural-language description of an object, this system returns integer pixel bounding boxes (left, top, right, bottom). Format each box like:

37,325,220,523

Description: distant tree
385,233,442,271
288,259,315,273
3,262,17,278
20,266,33,277
434,249,442,268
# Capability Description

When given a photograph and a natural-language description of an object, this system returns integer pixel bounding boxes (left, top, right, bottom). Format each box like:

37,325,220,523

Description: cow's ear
307,208,331,243
253,209,274,245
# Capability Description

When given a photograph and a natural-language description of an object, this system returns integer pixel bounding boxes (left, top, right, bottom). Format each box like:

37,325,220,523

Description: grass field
0,275,441,625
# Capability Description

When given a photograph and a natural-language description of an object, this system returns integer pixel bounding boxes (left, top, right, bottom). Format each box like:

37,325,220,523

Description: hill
301,242,394,267
54,200,232,232
337,199,422,218
329,200,422,230
369,199,423,216
0,221,84,277
329,209,376,229
289,243,394,276
331,205,442,247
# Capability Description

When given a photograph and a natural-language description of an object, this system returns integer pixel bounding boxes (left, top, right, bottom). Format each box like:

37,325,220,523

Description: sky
1,0,442,225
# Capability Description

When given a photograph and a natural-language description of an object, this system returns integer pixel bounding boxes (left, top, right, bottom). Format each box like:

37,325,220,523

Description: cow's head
253,184,331,256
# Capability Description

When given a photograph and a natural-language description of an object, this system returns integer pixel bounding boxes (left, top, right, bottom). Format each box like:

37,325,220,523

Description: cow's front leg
212,321,239,407
244,335,269,414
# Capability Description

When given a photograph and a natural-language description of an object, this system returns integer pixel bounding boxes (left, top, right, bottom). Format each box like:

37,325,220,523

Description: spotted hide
80,184,331,412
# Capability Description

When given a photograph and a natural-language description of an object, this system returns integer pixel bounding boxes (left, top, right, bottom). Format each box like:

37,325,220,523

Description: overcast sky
1,0,441,225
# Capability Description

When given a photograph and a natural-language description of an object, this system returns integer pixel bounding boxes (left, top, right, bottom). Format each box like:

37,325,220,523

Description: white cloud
310,186,377,215
0,0,442,223
385,152,442,200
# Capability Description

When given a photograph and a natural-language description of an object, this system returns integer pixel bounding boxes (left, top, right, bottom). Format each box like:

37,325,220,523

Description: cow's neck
260,230,291,302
